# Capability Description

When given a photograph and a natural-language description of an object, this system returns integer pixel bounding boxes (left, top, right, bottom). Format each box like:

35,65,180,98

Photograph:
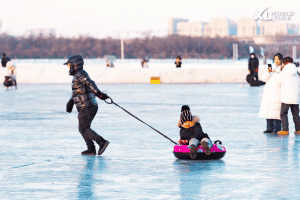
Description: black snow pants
78,106,105,150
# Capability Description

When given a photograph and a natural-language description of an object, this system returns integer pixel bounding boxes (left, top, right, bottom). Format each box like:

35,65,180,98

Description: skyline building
174,17,237,38
169,17,300,44
177,21,207,37
168,18,188,35
203,17,237,37
24,29,56,37
237,17,259,37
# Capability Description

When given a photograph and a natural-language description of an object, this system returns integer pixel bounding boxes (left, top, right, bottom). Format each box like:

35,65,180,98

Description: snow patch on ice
0,62,268,84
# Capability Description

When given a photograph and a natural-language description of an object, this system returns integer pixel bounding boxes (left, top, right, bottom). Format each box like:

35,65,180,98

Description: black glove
96,91,109,100
66,99,74,113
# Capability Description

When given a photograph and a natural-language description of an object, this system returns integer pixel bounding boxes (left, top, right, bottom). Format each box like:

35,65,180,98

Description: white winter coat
259,64,282,120
6,61,16,80
274,63,300,104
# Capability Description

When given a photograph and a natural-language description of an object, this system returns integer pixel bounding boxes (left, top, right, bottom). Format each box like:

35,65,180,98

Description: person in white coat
274,57,300,135
259,53,283,133
4,61,17,89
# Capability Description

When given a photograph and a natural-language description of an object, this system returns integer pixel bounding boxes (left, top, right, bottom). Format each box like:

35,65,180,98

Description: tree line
0,34,298,59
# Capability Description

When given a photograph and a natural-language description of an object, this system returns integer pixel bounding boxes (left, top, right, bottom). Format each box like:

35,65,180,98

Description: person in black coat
178,105,212,159
65,55,110,156
2,53,11,67
175,56,182,68
248,53,259,80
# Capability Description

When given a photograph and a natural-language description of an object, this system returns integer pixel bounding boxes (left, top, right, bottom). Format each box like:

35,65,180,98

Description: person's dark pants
266,119,281,132
78,106,105,150
254,71,258,81
280,103,300,132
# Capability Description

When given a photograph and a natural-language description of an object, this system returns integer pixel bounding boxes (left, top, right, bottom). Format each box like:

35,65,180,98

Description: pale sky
0,0,299,38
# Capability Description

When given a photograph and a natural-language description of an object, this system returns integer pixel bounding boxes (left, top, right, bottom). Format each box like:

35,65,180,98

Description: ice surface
1,84,300,199
0,61,268,84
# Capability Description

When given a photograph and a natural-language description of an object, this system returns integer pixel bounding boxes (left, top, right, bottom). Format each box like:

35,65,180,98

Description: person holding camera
65,55,110,155
259,53,283,133
274,56,300,135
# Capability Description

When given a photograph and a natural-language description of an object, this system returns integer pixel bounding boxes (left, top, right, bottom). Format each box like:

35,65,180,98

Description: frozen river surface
1,84,300,199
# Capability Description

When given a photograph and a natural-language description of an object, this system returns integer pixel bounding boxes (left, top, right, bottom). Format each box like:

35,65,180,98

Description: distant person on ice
106,60,114,68
248,53,259,80
259,53,283,134
64,55,110,155
2,53,11,68
175,56,182,68
178,105,212,159
141,59,148,68
3,61,17,89
274,56,300,135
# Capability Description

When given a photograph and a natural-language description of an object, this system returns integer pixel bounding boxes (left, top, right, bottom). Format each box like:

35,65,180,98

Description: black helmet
64,55,84,75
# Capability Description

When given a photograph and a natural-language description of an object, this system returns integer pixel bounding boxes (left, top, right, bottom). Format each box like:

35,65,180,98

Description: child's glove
66,99,74,113
96,91,109,100
179,139,188,145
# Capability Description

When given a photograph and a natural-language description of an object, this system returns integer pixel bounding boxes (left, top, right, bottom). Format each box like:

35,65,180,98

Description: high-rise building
204,17,237,37
168,18,188,35
24,29,56,37
203,24,211,37
237,17,258,37
287,23,299,35
259,21,299,36
263,21,287,36
177,22,207,37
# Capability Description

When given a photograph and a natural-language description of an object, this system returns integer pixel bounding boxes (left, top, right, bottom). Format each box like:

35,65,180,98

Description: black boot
189,145,197,159
263,130,273,133
81,148,96,155
98,140,109,156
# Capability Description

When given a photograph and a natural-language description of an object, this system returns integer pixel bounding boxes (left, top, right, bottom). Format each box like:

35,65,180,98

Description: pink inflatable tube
173,140,226,160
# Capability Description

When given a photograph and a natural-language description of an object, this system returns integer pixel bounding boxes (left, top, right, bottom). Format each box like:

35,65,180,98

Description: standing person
259,53,283,133
274,56,300,135
106,59,114,68
4,61,17,89
141,59,148,68
64,55,110,155
2,53,11,68
178,105,213,159
175,56,182,68
248,53,259,80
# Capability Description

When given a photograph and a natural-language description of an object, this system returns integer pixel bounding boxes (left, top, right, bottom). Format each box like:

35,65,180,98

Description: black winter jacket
248,57,259,71
70,68,100,111
180,122,209,142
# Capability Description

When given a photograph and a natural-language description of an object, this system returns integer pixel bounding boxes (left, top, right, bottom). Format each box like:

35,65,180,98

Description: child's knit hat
180,110,193,124
181,105,190,112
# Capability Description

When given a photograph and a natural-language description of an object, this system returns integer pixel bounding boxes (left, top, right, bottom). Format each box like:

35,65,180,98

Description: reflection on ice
1,84,300,199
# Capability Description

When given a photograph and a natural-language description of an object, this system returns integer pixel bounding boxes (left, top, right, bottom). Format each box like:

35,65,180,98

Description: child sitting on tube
178,105,213,159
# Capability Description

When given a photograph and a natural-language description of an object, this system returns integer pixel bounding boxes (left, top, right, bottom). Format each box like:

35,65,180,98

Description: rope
105,97,177,145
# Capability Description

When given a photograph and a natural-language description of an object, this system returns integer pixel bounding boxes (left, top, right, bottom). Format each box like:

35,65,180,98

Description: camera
268,64,272,70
